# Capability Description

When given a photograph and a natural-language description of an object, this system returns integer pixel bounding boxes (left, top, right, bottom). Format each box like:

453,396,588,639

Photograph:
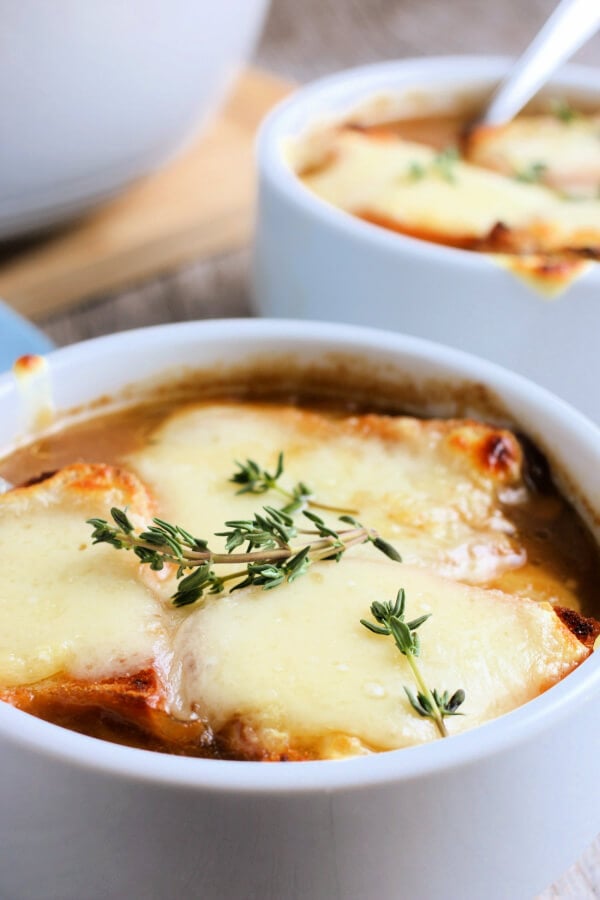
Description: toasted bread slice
130,401,589,604
172,561,592,760
465,114,600,200
0,464,206,750
297,125,600,256
2,668,209,755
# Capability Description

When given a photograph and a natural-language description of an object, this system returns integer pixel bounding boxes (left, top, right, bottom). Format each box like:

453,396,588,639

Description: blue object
0,300,55,372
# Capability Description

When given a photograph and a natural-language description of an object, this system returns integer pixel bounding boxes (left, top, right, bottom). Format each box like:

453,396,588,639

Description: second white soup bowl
254,56,600,423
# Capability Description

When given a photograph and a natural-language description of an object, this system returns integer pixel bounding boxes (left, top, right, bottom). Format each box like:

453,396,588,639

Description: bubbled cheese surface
171,560,587,756
128,402,526,587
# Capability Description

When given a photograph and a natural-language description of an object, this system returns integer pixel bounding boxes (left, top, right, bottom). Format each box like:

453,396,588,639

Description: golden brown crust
5,462,156,519
443,421,522,481
359,210,600,269
341,413,523,484
0,670,211,756
214,718,315,762
554,606,600,650
357,209,479,250
0,463,184,751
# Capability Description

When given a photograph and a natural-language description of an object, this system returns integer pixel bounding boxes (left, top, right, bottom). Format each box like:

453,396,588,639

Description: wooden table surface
28,1,600,895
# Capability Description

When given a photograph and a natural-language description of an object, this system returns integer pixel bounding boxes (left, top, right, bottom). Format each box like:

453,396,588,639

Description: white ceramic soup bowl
0,319,599,900
254,56,600,424
0,0,268,239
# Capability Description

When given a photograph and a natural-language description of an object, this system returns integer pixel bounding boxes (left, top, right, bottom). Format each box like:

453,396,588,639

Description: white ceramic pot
254,56,600,424
0,0,268,239
0,319,599,899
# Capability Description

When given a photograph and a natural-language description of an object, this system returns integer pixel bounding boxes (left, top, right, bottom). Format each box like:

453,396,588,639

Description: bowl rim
1,317,600,794
256,53,600,277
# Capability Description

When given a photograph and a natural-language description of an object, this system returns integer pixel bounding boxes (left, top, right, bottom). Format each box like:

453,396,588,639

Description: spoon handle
478,0,600,127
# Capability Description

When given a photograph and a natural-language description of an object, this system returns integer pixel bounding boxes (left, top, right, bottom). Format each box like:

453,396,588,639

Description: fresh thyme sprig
360,588,465,737
87,507,401,608
432,146,460,182
551,98,578,123
406,146,460,184
407,161,426,181
230,452,357,515
514,161,547,184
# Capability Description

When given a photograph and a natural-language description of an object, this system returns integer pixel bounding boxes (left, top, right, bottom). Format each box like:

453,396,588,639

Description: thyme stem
88,508,400,608
361,589,464,737
112,525,370,567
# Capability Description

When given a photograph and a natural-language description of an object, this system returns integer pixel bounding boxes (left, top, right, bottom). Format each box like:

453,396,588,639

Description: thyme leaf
405,687,466,720
216,505,297,552
339,514,402,562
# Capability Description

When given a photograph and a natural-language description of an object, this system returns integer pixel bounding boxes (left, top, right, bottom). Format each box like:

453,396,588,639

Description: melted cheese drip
172,560,588,757
297,129,600,252
0,469,167,686
128,402,526,588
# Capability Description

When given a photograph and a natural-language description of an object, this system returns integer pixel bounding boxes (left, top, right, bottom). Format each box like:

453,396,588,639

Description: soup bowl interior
0,318,599,900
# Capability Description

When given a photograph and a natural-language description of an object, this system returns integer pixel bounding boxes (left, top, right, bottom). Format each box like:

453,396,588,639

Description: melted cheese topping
128,402,526,587
466,114,600,199
0,465,168,687
172,560,588,757
296,127,600,254
0,404,594,759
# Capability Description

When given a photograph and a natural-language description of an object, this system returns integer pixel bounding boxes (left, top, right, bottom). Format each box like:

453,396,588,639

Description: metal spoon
476,0,600,128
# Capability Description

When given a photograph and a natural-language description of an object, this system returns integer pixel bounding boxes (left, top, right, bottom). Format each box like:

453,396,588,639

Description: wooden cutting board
0,67,292,320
